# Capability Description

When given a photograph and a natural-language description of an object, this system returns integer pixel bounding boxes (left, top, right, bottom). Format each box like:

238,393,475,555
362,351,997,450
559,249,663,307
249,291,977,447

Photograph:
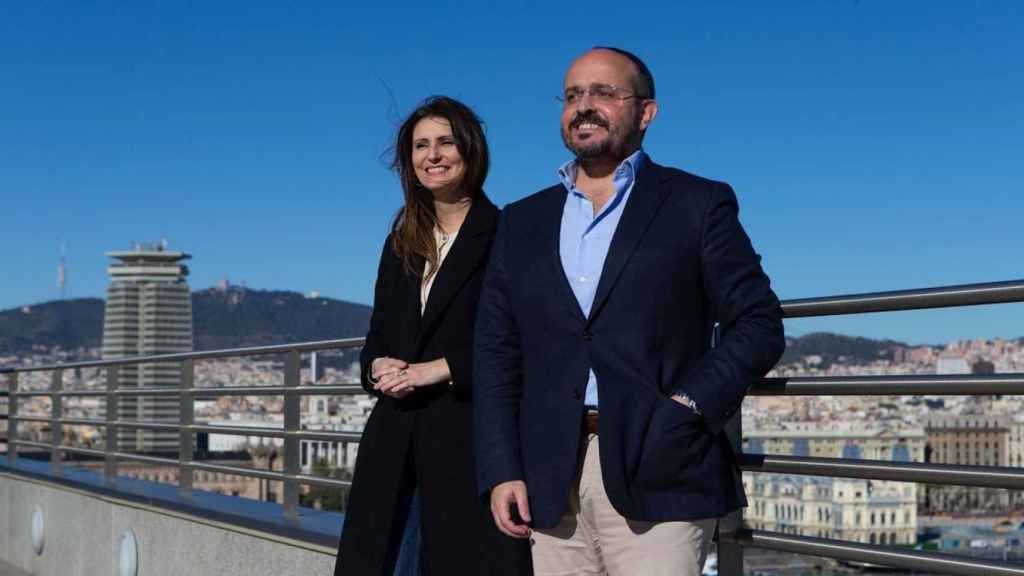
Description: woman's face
411,116,465,196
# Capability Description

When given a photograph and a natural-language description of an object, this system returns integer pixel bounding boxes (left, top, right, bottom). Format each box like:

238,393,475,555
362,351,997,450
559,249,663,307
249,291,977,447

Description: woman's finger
375,373,403,391
394,374,417,392
381,370,414,392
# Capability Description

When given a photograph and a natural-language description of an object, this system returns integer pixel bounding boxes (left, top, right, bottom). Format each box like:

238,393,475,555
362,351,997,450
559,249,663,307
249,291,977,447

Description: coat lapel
540,186,587,324
417,195,500,343
587,160,672,325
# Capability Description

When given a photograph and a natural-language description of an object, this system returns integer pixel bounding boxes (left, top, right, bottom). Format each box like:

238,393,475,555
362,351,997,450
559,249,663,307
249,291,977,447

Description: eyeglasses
557,83,649,107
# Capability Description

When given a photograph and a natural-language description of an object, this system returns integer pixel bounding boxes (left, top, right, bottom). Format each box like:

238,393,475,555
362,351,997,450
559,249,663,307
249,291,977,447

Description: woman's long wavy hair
390,96,489,278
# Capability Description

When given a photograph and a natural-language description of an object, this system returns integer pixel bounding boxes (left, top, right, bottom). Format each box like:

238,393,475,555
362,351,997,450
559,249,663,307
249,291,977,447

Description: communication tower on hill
57,240,67,299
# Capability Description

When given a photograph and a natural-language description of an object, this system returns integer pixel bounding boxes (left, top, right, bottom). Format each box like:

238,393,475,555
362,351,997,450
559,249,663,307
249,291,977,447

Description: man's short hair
592,46,655,99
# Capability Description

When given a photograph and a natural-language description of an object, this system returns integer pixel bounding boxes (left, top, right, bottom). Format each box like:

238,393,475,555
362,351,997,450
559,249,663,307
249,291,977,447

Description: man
474,47,785,575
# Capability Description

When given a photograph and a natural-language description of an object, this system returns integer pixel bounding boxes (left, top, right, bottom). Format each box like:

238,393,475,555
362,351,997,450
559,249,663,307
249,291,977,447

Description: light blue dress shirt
558,149,645,408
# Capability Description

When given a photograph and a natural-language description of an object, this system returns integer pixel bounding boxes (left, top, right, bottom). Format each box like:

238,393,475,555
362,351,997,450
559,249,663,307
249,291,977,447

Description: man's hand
489,480,532,539
670,393,702,415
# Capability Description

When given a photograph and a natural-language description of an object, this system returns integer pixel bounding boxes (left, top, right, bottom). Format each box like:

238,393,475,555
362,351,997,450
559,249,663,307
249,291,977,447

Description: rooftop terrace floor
0,560,30,576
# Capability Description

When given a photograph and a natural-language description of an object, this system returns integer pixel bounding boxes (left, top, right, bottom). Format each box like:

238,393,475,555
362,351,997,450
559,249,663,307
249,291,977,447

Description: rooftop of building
106,241,191,263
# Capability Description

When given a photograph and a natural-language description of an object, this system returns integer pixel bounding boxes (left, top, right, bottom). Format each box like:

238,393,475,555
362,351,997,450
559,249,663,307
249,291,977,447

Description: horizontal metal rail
10,415,50,424
189,423,284,437
189,384,367,397
8,441,183,468
187,463,353,489
190,461,284,482
113,451,181,467
750,373,1024,396
4,443,352,491
189,462,353,489
299,430,363,443
740,454,1024,490
731,529,1024,576
780,278,1024,318
59,417,106,427
18,373,1021,401
14,389,106,397
0,337,365,374
115,420,180,432
11,384,368,398
61,445,107,459
295,473,352,490
10,415,364,445
10,439,52,451
272,384,369,396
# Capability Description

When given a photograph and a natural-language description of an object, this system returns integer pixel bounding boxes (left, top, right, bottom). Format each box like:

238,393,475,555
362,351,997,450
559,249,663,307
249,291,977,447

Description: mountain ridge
0,287,371,356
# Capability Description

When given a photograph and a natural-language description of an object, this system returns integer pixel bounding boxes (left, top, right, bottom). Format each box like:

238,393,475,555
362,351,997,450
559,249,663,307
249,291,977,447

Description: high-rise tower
102,241,193,453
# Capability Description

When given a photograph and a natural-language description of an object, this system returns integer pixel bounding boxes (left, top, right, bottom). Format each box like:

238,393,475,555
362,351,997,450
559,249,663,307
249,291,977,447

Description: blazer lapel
540,186,587,325
418,195,500,341
587,161,672,325
400,255,424,341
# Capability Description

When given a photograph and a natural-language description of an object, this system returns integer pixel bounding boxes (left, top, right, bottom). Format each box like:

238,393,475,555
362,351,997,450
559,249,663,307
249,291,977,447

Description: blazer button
582,330,592,341
573,389,582,399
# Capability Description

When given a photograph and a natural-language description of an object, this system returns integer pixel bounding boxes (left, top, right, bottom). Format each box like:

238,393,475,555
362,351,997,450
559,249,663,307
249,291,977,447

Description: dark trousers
393,490,421,576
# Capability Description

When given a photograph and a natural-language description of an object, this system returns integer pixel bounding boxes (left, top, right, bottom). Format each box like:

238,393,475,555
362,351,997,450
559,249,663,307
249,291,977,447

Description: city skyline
2,2,1022,344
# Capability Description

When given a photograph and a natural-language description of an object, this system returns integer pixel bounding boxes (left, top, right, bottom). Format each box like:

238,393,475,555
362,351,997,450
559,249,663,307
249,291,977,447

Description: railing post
51,369,63,475
179,359,194,500
283,350,301,523
105,366,119,486
7,372,17,466
718,412,744,576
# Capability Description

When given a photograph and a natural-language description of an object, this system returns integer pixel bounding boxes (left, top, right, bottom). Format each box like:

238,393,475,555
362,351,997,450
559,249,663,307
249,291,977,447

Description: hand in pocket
636,398,712,489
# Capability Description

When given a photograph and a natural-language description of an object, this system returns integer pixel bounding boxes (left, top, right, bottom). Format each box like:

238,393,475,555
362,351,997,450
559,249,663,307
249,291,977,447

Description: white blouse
420,226,459,314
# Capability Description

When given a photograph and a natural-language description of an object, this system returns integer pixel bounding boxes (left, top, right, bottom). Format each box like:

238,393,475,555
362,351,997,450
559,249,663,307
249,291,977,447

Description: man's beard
561,109,640,162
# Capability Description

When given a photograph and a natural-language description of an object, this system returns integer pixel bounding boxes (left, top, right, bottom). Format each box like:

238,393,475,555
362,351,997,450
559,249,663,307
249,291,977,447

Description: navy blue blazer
473,157,785,528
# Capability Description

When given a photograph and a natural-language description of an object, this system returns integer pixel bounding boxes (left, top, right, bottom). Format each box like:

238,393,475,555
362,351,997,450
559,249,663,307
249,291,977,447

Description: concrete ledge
0,458,340,576
0,455,343,548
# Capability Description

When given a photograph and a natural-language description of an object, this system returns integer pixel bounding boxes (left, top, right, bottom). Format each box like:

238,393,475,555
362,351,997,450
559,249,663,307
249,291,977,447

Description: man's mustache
570,111,608,130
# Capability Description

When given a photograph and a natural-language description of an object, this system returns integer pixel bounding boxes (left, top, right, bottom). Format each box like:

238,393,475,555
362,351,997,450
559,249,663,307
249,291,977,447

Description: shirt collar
558,149,646,197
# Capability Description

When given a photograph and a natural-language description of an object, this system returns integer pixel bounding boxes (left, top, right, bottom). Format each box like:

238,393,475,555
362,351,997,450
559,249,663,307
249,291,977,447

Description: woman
334,96,532,575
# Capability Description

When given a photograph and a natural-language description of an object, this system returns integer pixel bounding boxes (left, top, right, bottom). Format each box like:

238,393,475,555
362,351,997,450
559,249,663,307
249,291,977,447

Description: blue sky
1,2,1021,345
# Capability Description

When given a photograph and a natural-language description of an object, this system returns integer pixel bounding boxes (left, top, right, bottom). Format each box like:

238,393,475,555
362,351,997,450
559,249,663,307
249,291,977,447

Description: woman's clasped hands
371,356,449,398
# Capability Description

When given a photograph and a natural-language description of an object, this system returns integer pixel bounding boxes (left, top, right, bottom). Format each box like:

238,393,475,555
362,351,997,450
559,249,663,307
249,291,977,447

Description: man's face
560,50,651,162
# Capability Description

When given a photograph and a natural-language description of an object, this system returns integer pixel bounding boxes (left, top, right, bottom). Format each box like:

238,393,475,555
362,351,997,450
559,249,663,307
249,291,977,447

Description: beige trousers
531,434,717,576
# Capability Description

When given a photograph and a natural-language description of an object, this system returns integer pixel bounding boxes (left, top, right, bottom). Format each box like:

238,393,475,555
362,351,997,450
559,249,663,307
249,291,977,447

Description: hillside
190,287,371,350
0,287,371,355
780,332,913,366
0,298,105,354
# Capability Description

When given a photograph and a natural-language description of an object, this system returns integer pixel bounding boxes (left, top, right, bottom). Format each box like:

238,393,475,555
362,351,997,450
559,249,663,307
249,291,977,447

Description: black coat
335,195,532,575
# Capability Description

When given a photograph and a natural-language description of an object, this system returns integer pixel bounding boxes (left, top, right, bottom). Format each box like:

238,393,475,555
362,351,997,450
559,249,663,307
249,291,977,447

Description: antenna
57,240,67,299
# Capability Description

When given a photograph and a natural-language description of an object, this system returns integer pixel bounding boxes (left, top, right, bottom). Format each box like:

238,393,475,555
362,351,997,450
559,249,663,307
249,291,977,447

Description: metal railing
1,278,1024,575
716,278,1024,576
1,337,367,524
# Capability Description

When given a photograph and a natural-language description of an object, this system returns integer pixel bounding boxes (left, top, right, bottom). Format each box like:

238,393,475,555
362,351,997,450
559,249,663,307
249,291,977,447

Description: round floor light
118,529,139,576
30,506,44,555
